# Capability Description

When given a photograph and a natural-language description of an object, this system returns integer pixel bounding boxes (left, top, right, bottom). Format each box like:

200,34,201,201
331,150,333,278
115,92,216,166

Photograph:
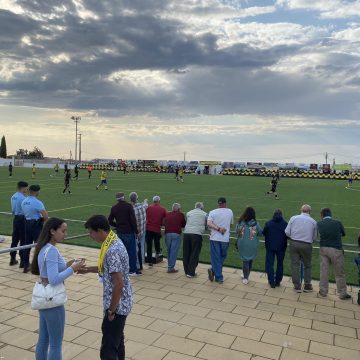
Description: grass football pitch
0,167,359,285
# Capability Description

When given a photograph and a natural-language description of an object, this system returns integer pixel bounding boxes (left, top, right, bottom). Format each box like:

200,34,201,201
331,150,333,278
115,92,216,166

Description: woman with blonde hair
31,217,85,360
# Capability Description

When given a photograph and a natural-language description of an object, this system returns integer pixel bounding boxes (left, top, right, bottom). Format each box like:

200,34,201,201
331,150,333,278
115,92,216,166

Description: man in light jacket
285,204,317,293
182,202,207,278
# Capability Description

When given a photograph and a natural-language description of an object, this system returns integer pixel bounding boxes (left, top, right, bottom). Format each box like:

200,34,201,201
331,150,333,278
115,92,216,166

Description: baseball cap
116,192,125,200
217,197,226,204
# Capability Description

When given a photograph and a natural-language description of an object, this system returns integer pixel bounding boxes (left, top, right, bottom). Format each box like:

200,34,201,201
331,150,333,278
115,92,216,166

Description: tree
16,148,28,158
0,136,7,158
28,146,44,159
15,147,44,159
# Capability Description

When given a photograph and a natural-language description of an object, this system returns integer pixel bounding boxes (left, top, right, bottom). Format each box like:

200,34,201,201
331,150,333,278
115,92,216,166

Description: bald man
285,204,317,293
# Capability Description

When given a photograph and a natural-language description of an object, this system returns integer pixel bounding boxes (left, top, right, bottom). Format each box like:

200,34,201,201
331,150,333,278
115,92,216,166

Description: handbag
31,245,68,310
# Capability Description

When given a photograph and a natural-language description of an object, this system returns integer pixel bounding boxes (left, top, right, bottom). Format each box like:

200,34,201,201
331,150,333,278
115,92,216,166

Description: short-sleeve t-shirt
11,191,26,215
102,239,133,315
208,208,234,242
21,196,45,220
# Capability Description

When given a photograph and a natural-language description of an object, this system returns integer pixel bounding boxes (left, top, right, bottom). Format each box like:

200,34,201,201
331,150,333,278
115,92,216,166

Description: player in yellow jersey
178,168,184,183
96,170,108,190
54,163,59,176
31,163,36,178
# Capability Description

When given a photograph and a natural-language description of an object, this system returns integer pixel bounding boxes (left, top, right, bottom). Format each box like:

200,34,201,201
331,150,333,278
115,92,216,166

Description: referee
9,181,28,267
21,184,48,273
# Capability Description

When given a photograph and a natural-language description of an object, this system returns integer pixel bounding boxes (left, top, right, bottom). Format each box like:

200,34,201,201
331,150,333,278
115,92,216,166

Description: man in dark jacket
262,209,288,288
318,207,351,300
108,192,140,276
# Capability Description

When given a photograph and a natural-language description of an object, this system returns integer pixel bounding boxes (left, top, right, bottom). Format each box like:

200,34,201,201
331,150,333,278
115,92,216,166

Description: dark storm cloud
0,0,359,123
0,10,39,46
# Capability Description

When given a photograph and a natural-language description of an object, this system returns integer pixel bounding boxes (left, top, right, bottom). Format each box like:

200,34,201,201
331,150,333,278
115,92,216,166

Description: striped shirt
133,202,147,236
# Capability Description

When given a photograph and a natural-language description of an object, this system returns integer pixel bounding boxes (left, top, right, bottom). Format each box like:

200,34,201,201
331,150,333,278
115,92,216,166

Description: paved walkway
0,240,359,360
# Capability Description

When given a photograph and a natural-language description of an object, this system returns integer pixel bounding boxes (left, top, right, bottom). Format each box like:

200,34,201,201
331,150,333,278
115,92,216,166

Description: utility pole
325,152,328,165
71,116,81,163
184,151,186,162
78,133,82,162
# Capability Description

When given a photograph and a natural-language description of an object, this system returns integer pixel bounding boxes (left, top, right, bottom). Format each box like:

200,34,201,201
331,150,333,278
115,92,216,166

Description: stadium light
71,116,81,163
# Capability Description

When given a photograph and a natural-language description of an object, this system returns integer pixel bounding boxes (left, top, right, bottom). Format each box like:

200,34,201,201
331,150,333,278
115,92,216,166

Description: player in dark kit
63,169,72,194
266,176,279,199
8,162,13,177
74,164,79,180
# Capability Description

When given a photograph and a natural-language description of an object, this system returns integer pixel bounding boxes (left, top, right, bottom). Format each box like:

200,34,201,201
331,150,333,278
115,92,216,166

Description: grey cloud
0,0,359,124
0,10,39,45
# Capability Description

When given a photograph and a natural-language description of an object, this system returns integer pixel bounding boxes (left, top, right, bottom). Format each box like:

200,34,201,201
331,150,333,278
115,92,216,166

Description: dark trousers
182,233,202,276
243,260,253,280
145,231,161,263
117,232,137,273
10,215,25,261
24,220,43,267
100,314,127,360
265,249,286,285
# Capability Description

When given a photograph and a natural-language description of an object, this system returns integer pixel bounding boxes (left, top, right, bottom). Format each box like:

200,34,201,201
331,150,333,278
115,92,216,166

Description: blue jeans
136,233,146,270
210,241,229,282
165,233,181,270
118,233,138,273
36,305,65,360
265,249,286,285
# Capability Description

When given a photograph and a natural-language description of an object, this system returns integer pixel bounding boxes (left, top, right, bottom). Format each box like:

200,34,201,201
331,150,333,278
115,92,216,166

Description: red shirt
146,204,167,233
165,211,186,234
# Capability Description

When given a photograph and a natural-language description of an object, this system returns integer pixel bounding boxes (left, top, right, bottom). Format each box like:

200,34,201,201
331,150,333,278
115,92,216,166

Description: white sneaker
242,278,249,285
241,273,244,279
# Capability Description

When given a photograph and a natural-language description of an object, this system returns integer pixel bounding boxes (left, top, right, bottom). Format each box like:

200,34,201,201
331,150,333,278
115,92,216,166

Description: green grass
0,167,359,284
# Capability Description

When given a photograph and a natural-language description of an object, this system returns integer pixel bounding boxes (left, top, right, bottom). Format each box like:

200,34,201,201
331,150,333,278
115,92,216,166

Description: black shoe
9,259,18,266
270,283,276,289
340,294,352,300
275,282,281,287
23,265,30,273
208,268,214,282
303,284,313,293
19,262,24,268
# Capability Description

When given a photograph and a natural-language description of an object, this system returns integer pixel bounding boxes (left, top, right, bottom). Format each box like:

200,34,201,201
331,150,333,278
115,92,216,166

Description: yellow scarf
98,230,117,276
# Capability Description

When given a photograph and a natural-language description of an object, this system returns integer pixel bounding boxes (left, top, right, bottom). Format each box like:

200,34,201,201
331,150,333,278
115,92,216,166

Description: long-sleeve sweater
38,244,73,285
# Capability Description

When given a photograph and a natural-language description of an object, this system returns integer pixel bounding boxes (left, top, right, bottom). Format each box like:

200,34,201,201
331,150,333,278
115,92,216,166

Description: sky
0,0,360,164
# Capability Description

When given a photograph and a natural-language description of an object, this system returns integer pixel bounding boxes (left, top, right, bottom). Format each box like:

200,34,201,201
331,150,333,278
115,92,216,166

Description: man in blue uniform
21,184,48,273
10,181,28,266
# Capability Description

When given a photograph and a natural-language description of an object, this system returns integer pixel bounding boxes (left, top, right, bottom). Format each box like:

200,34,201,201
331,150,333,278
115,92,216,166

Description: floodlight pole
78,133,82,162
71,116,81,163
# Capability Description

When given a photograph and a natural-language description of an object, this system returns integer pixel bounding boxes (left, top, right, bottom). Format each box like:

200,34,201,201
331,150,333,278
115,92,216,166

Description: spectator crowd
7,180,360,360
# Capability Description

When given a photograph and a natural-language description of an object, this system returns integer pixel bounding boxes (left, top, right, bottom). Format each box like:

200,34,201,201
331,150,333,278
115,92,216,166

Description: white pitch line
48,204,95,213
345,186,360,191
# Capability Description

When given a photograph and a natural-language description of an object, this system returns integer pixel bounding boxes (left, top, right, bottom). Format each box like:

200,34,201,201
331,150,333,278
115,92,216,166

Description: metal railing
0,234,89,255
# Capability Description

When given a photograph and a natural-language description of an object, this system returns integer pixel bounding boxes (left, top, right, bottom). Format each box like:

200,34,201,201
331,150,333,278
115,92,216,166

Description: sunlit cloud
0,0,359,163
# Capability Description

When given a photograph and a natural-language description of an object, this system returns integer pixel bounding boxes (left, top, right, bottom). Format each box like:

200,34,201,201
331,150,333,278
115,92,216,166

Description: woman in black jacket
262,209,288,288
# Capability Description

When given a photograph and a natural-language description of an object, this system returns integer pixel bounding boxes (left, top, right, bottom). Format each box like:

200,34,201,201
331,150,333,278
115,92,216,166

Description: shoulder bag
31,245,68,310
